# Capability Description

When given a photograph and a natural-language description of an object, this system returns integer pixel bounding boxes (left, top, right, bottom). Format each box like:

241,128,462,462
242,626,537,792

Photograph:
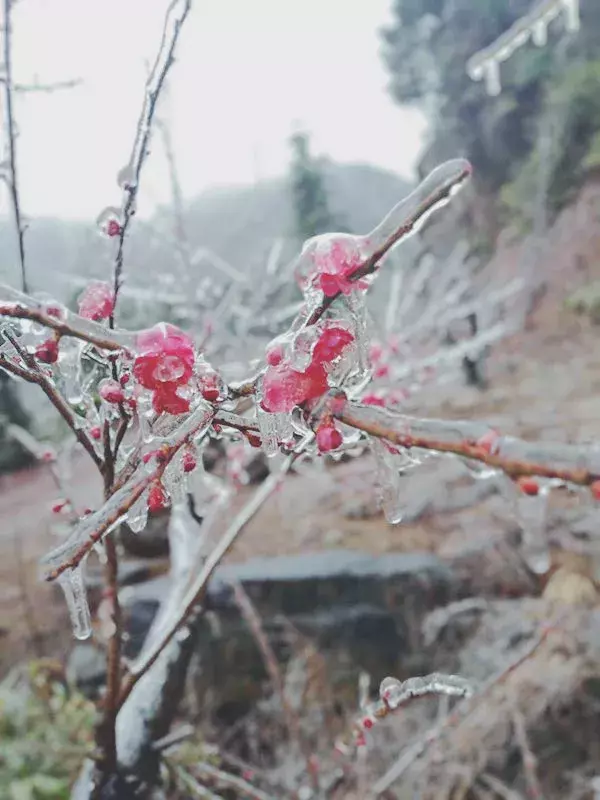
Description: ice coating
40,405,214,574
380,673,473,709
371,437,405,524
466,0,580,96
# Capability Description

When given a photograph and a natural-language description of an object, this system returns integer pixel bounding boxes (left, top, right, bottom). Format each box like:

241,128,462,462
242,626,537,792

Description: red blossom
312,237,367,297
78,281,115,321
374,363,390,379
35,338,59,364
133,323,195,391
152,384,190,415
591,480,600,500
262,361,328,413
182,451,197,473
107,219,122,237
312,324,354,363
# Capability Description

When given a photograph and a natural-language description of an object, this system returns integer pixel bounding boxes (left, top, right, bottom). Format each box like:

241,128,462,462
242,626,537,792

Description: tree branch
117,458,294,709
2,0,28,292
332,396,600,488
0,353,103,470
110,0,193,325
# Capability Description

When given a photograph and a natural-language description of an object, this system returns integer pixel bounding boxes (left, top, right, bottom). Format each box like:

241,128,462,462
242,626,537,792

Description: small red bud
119,373,130,386
182,451,197,473
316,424,343,453
202,387,220,402
35,338,59,364
590,480,600,500
51,499,68,514
362,717,374,730
107,219,121,237
518,477,539,496
147,482,168,513
99,380,124,404
245,431,262,448
90,426,102,440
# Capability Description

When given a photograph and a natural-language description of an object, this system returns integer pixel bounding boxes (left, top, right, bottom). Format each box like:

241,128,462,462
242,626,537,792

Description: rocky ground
2,180,600,796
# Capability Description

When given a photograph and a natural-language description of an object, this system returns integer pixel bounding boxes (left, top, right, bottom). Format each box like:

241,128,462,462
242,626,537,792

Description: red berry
35,338,59,364
316,424,343,453
147,482,168,513
90,426,102,440
182,451,197,473
590,480,600,500
518,477,539,496
99,380,124,404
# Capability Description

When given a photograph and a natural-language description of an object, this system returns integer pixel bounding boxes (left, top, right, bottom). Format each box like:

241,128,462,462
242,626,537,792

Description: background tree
289,130,347,242
380,0,600,234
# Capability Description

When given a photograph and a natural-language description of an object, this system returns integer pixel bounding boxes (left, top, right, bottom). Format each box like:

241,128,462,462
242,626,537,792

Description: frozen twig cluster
1,0,598,795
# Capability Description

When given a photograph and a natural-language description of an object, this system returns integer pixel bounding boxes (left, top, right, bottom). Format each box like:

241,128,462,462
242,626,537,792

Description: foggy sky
3,0,426,220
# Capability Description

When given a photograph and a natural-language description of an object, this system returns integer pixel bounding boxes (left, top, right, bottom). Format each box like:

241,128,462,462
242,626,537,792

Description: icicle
56,338,85,405
257,406,280,457
484,58,502,96
562,0,580,32
57,565,92,640
371,438,404,524
532,18,548,46
517,484,551,574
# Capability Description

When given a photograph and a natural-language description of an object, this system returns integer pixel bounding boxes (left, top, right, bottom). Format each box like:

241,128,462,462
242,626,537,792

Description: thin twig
0,354,103,469
2,0,28,292
370,621,557,796
194,761,277,800
117,459,294,709
232,581,315,782
110,0,192,326
512,706,545,799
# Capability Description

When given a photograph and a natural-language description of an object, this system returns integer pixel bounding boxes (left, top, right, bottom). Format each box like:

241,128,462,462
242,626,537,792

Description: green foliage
381,0,600,231
289,131,345,242
501,60,600,222
0,664,96,800
565,280,600,324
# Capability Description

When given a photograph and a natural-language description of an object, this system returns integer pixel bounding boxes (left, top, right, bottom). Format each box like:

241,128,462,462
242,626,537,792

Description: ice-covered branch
0,285,133,350
41,404,215,581
303,159,472,327
109,0,193,324
0,351,103,469
331,395,600,490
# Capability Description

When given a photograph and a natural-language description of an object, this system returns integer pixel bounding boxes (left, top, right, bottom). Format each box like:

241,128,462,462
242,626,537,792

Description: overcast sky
4,0,427,220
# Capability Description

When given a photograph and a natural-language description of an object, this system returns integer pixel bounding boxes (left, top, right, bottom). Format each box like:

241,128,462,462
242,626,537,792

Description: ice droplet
517,487,551,574
484,58,502,96
96,206,122,237
117,163,137,190
57,565,92,640
532,19,548,46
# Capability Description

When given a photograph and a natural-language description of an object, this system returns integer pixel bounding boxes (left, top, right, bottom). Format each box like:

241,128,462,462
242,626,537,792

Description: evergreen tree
289,131,346,242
